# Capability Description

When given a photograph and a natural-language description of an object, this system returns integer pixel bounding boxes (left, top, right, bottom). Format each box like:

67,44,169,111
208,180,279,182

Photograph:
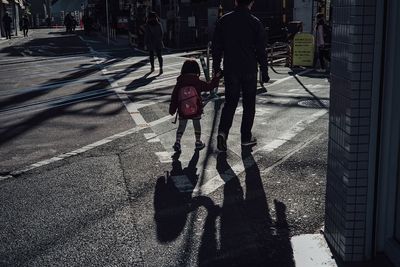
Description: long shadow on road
154,147,295,266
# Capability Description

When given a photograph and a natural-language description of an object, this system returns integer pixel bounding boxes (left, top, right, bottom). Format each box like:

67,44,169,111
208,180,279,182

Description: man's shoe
242,137,257,147
173,142,181,153
217,134,227,152
195,141,206,150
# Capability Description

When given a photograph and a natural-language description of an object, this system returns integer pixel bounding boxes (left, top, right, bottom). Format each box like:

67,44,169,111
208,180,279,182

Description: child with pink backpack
169,59,222,152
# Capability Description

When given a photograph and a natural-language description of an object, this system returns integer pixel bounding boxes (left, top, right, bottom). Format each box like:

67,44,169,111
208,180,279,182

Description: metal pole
14,3,18,37
106,0,110,45
206,42,210,79
311,0,315,33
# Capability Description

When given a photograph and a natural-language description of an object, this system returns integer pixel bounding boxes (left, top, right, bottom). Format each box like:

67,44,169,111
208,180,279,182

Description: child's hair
181,59,201,76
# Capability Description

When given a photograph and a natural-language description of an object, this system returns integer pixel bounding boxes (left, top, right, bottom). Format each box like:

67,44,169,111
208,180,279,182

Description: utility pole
311,0,315,31
14,2,19,36
46,0,51,26
106,0,110,45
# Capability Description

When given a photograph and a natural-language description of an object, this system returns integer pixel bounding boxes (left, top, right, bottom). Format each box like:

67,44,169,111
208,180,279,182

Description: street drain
298,99,330,108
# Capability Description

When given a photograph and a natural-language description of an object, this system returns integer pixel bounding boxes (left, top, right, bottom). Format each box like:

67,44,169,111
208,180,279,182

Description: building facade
30,0,51,27
326,0,400,265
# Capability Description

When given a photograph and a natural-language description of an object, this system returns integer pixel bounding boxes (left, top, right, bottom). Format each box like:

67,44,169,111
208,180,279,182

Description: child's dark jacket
169,74,220,117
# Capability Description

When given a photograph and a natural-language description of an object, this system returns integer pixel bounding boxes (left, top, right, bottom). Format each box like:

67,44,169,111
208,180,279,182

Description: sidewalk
0,35,24,46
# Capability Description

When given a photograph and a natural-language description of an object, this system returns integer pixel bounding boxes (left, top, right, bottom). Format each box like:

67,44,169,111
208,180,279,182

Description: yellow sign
292,33,315,67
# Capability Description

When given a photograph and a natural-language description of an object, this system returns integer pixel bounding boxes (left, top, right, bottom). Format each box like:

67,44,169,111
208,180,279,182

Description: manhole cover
298,99,330,108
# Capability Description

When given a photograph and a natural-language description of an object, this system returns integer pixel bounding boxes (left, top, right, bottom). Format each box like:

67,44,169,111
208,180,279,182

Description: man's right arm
255,21,269,83
211,20,223,74
255,21,268,73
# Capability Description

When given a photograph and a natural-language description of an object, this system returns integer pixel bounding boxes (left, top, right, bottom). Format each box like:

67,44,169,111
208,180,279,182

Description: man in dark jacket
212,0,269,152
2,13,12,39
64,13,72,33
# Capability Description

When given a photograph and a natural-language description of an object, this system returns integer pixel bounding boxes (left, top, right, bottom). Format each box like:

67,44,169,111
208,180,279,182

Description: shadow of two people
154,147,295,267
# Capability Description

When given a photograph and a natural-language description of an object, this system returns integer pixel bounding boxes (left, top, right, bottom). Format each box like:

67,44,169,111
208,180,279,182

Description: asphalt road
0,29,332,266
0,29,135,173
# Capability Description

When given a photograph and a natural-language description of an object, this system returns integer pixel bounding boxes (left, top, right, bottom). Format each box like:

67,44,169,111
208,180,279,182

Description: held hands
213,69,223,79
169,105,176,116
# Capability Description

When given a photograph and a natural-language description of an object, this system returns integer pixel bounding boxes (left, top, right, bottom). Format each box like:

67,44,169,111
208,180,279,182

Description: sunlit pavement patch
291,234,337,267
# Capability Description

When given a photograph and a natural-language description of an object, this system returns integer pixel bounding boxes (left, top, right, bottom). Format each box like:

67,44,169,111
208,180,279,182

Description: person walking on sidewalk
169,60,222,152
314,13,331,72
145,12,164,75
64,13,72,33
21,15,30,37
212,0,269,152
82,13,93,36
2,12,12,40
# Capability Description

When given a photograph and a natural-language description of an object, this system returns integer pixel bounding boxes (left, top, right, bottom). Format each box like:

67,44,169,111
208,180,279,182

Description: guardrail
199,41,290,73
197,41,290,96
100,26,117,41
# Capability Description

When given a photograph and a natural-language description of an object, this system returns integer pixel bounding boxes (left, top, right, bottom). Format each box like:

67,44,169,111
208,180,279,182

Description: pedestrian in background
314,13,330,72
64,13,72,33
169,60,222,152
21,15,30,37
212,0,269,152
82,13,92,35
2,12,12,39
71,16,77,32
145,12,164,75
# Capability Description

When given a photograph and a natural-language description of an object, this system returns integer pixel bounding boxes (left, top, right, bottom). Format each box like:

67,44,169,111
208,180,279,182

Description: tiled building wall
325,0,377,262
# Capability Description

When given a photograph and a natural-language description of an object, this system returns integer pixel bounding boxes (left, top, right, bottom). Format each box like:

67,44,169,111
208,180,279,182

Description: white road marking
190,110,327,196
144,133,157,139
112,69,178,86
109,51,200,68
104,61,184,74
144,133,161,143
269,69,313,86
80,38,152,127
116,94,149,126
0,175,13,181
155,151,174,163
2,114,174,179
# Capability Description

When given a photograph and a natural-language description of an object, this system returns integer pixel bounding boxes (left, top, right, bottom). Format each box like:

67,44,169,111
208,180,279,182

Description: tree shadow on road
0,49,155,151
0,80,125,149
0,35,90,57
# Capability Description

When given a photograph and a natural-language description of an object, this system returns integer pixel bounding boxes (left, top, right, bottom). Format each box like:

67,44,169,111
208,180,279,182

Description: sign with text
292,33,315,67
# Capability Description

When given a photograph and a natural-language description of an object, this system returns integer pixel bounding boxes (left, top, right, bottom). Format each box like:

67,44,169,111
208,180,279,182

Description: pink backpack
178,86,201,119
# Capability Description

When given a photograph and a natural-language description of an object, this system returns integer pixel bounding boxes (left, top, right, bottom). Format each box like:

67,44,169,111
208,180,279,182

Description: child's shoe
173,142,181,152
195,141,206,150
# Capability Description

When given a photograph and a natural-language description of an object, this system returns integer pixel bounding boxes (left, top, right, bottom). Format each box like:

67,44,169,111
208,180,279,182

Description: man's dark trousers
5,27,11,39
218,73,257,143
149,49,163,69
